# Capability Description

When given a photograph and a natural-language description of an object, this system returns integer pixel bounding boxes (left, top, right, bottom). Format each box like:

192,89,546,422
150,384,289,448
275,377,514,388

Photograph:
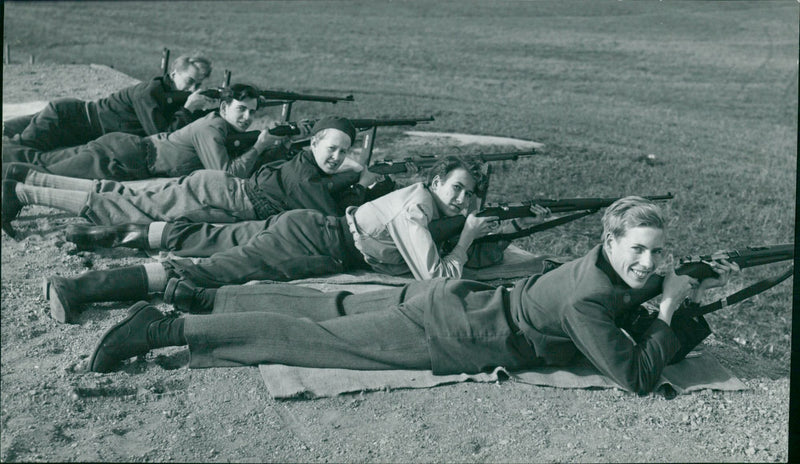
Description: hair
219,83,260,104
310,128,332,145
172,52,212,80
601,196,665,240
424,155,489,198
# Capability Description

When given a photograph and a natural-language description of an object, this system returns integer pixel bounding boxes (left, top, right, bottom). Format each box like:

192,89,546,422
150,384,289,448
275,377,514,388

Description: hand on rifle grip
660,259,698,324
691,258,740,299
184,89,219,112
295,119,315,138
464,214,500,241
404,161,420,176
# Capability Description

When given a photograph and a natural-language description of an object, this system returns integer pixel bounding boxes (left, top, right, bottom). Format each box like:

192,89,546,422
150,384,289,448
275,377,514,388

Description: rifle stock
428,193,674,243
368,149,539,175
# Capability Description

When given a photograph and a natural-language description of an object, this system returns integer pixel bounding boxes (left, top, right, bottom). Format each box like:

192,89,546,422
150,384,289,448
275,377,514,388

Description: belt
242,182,283,220
139,137,158,171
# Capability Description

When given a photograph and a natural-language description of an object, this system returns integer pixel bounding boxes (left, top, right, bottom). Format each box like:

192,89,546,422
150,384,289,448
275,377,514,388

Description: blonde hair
601,196,665,240
172,52,212,80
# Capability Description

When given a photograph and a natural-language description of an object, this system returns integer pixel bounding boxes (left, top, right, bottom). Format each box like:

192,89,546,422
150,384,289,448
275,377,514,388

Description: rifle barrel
259,90,354,103
350,117,435,130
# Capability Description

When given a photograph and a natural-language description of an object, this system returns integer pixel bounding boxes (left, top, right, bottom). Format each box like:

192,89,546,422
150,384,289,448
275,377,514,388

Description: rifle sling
682,266,793,318
477,209,598,243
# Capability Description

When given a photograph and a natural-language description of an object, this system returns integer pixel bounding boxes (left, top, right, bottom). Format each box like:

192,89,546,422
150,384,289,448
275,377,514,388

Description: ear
219,100,229,115
603,232,615,251
430,175,442,189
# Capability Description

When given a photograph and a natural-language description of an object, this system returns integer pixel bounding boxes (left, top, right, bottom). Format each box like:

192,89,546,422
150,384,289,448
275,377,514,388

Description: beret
311,116,356,143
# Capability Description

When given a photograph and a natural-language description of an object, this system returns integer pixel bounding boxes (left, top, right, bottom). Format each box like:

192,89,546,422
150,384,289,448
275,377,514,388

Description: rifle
256,90,354,121
617,243,794,362
368,149,540,175
428,193,675,243
225,116,435,155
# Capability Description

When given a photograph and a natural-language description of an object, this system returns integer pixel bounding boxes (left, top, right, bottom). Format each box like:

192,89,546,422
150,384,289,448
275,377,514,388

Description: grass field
3,1,796,369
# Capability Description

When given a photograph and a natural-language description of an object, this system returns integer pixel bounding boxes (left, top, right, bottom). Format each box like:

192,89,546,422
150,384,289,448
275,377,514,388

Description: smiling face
430,167,477,217
310,128,352,174
219,98,258,132
604,226,665,288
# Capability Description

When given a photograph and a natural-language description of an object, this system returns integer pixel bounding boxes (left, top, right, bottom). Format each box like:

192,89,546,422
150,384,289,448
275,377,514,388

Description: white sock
148,222,167,250
143,262,169,293
25,171,94,191
15,184,88,214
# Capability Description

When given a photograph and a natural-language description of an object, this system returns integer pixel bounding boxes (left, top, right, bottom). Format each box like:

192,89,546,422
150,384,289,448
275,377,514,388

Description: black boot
2,180,22,239
44,265,150,324
89,301,166,373
65,223,149,251
163,278,217,314
2,162,44,182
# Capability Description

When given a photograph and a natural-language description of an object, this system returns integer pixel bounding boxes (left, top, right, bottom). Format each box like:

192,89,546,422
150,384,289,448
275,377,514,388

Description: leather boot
2,180,22,239
65,223,149,251
2,162,44,183
44,265,149,324
163,278,216,314
89,301,165,373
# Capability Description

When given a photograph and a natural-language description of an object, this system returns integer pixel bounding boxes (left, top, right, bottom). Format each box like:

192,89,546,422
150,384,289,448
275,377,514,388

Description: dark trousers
6,98,103,152
3,114,35,138
162,218,275,257
165,210,366,288
3,133,153,180
185,282,434,369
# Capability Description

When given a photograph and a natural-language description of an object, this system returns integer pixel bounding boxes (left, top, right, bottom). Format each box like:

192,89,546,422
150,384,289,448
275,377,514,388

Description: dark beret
311,116,356,143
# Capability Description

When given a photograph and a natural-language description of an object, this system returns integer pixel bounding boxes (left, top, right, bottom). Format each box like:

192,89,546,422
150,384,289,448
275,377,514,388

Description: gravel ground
0,64,791,463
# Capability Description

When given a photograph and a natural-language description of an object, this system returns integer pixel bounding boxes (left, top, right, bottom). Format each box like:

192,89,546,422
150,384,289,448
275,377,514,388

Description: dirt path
0,64,790,462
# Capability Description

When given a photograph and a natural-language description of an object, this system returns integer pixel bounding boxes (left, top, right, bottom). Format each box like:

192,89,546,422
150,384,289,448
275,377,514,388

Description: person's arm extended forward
194,128,276,178
563,298,681,394
387,209,496,280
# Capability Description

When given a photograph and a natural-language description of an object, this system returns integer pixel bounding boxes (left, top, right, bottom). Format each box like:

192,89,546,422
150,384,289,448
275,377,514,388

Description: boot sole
88,301,154,373
45,277,77,324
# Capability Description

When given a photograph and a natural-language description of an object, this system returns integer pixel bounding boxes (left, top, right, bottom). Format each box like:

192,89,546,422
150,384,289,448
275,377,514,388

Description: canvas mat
259,350,746,400
251,246,745,399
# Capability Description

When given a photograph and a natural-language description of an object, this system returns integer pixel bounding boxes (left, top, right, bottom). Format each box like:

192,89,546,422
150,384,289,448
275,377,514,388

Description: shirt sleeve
386,203,467,280
191,122,262,178
561,296,682,394
133,79,173,136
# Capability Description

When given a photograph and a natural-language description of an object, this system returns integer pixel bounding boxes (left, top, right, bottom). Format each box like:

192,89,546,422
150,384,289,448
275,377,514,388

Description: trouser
161,218,275,257
4,133,154,180
185,281,434,369
6,98,103,152
164,211,367,288
3,114,35,138
80,170,257,225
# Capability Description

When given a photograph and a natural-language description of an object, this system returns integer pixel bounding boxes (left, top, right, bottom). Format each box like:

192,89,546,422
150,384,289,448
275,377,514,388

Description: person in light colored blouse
42,155,547,324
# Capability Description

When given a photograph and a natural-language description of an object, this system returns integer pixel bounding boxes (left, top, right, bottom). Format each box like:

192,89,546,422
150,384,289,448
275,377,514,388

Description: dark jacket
243,150,374,219
91,75,199,137
509,244,682,394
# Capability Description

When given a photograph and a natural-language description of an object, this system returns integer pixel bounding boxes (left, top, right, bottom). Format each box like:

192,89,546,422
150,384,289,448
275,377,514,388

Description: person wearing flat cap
2,116,390,240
